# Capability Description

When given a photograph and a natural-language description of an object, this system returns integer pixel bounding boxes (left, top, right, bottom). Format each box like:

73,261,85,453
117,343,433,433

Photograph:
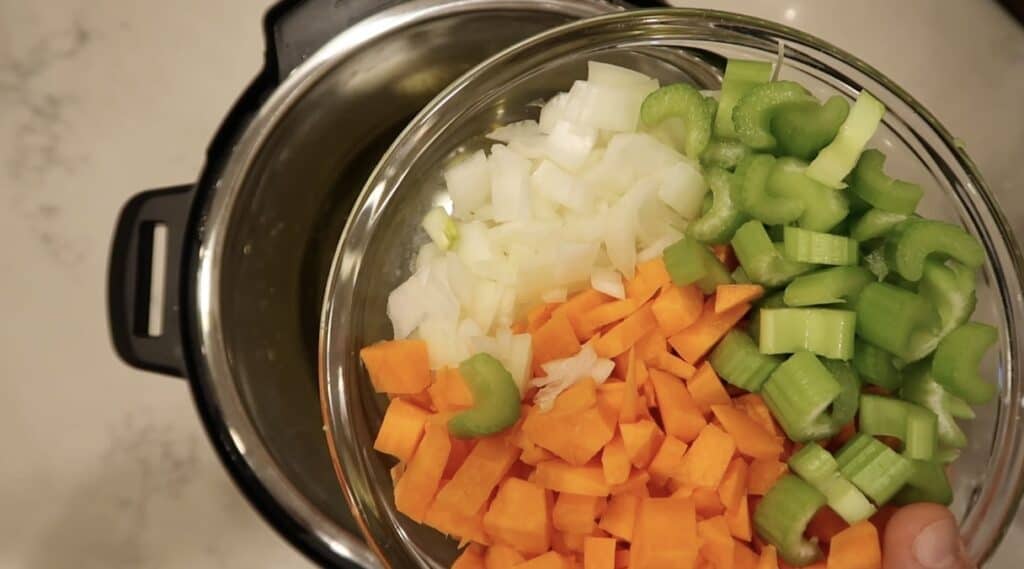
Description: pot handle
108,185,193,378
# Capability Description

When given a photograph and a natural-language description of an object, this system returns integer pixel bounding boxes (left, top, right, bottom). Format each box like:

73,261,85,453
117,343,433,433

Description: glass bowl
320,8,1024,568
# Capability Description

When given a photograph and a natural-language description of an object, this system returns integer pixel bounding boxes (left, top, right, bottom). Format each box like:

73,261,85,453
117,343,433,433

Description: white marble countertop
0,1,1021,567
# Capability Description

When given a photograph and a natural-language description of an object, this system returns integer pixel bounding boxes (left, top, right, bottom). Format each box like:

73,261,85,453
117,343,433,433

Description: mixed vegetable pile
359,59,998,569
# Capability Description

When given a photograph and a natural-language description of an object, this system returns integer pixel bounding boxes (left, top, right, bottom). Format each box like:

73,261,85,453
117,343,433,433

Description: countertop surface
1,1,1021,567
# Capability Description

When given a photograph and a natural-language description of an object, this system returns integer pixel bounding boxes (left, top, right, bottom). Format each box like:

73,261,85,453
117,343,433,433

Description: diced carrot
523,398,615,466
552,289,613,341
429,366,475,412
527,302,561,333
757,545,779,569
692,487,726,518
596,382,626,424
584,536,617,569
394,423,451,522
483,478,551,554
733,541,759,569
697,515,734,569
715,284,764,314
712,405,784,460
641,378,658,408
602,435,632,486
653,351,698,380
869,505,899,537
610,470,651,497
620,348,644,424
534,460,610,496
360,339,432,394
454,545,487,569
652,284,704,336
598,494,639,542
595,304,658,358
807,507,849,544
650,369,707,443
630,498,699,569
627,258,672,304
718,458,748,512
405,389,435,411
580,299,639,340
559,531,590,554
634,358,650,387
747,459,787,496
433,435,521,518
675,424,736,489
711,244,737,270
553,493,602,534
725,495,752,541
648,435,688,485
669,298,751,364
521,444,555,466
486,545,527,569
532,312,582,375
615,549,631,569
827,521,881,569
512,551,570,569
374,398,431,462
689,363,732,414
425,499,490,545
637,330,669,365
553,378,600,414
445,437,476,479
512,321,529,334
619,420,664,469
734,394,782,437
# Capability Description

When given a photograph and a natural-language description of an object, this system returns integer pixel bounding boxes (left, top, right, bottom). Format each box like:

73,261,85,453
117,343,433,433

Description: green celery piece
771,95,851,161
885,218,986,281
753,474,826,566
732,81,815,151
789,443,876,523
849,149,923,214
896,460,953,506
701,139,752,170
855,282,936,357
758,290,788,309
738,154,805,225
783,226,859,266
852,339,903,390
732,220,816,287
449,353,523,438
731,266,751,284
900,361,970,449
902,260,978,362
709,329,782,392
759,308,857,360
689,167,749,244
784,266,873,307
932,322,998,404
715,59,774,139
806,91,886,188
934,447,962,464
835,433,915,505
641,83,716,159
761,351,843,441
663,237,708,286
822,359,862,429
768,157,850,232
858,394,938,460
851,209,910,242
863,246,890,282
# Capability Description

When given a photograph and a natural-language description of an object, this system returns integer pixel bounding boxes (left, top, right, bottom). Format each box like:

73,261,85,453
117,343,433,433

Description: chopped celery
448,353,522,438
932,322,998,404
709,329,782,392
714,59,774,140
836,433,914,505
806,91,886,188
782,226,859,266
896,460,953,506
858,394,938,460
689,167,749,244
863,246,890,281
701,139,752,170
641,83,716,159
822,359,862,429
732,221,816,287
850,209,909,242
855,282,936,357
731,266,751,284
733,81,815,150
789,443,876,523
771,95,850,161
885,218,985,281
784,266,873,307
852,339,903,390
738,154,805,225
768,157,850,232
902,260,978,362
761,351,842,441
753,474,826,566
758,308,856,360
849,149,923,214
663,236,733,293
900,362,971,449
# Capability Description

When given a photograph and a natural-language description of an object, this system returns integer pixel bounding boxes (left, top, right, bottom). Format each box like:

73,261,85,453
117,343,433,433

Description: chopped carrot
445,437,476,479
757,545,779,569
551,378,600,414
641,378,658,409
483,478,551,554
598,494,639,542
532,312,582,375
630,498,699,569
650,369,707,443
523,399,615,466
394,423,451,522
626,258,672,304
534,461,610,496
615,550,631,569
429,366,475,412
715,284,765,314
747,459,787,496
619,420,664,469
596,382,626,423
733,541,759,569
692,487,726,518
512,551,570,569
712,405,784,460
595,304,658,358
620,348,645,423
527,303,560,333
486,545,527,569
602,435,632,486
580,299,639,340
636,330,669,365
454,545,487,569
553,493,602,534
734,394,782,437
653,351,698,380
725,495,752,541
521,444,555,466
433,435,521,518
373,398,430,462
360,339,432,394
425,499,490,545
697,515,734,569
584,536,617,569
553,289,613,340
648,436,688,485
669,298,751,364
807,507,849,544
610,470,651,497
827,521,881,569
718,458,748,512
675,424,736,489
689,363,733,414
652,284,704,336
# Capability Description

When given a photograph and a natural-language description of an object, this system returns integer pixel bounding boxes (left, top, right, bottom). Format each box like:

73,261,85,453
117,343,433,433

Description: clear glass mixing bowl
320,9,1024,568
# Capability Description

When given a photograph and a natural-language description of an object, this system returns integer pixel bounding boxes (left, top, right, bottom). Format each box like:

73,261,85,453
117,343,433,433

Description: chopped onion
444,150,490,217
470,279,504,333
545,120,598,172
591,268,625,299
658,160,707,220
532,160,585,211
456,221,493,265
487,119,540,143
532,344,615,411
587,61,659,93
562,80,655,133
539,92,570,134
421,207,458,250
489,144,532,222
541,287,568,303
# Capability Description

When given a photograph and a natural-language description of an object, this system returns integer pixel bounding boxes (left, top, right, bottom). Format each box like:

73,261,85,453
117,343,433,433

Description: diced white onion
489,144,532,222
658,160,707,220
545,120,597,172
444,150,490,217
532,344,614,411
591,268,625,299
421,207,457,250
487,119,540,143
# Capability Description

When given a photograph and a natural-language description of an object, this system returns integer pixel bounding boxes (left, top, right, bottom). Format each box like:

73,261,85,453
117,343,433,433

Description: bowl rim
320,7,1024,568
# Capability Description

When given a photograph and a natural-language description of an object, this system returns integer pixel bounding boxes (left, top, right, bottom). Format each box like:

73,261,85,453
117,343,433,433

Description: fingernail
913,517,963,568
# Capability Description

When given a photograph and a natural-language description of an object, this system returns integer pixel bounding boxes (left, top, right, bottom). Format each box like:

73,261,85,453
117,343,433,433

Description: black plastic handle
108,185,194,377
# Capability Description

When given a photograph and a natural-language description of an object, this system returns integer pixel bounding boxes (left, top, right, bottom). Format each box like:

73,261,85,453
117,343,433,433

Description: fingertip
883,503,974,569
